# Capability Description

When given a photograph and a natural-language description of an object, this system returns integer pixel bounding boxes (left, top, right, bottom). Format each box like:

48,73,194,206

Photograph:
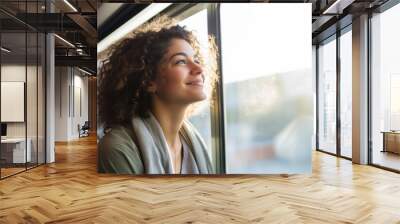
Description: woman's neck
151,99,187,152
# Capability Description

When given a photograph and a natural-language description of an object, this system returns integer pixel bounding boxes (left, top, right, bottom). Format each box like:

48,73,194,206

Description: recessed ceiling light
1,47,11,53
323,0,355,14
63,0,78,12
78,67,93,76
54,34,75,48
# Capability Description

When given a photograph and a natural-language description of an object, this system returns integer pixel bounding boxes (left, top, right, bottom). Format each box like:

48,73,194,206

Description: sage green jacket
98,113,214,174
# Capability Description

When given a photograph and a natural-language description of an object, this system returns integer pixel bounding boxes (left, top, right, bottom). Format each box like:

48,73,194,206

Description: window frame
165,3,226,173
168,3,315,173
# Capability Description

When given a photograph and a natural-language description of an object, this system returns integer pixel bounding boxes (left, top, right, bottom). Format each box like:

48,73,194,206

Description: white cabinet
1,138,32,163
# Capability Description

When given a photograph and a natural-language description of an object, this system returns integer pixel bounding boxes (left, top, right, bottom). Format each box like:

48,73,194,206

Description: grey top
98,112,214,175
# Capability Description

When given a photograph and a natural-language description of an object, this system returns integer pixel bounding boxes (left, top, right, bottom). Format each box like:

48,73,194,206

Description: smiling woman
97,16,218,175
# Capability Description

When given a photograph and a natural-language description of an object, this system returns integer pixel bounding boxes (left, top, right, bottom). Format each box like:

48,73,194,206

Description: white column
45,1,55,163
46,33,55,163
352,14,369,164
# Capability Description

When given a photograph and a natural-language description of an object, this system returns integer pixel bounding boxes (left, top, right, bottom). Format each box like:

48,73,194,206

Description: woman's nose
190,59,204,75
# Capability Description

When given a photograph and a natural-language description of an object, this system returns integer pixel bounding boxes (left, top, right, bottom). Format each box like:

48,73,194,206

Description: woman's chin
188,93,207,103
196,92,207,101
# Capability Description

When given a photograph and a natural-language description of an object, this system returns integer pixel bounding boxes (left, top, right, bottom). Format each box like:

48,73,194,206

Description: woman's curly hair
98,16,219,128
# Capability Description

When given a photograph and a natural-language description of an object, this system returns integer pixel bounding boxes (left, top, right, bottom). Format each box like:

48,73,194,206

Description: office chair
79,121,90,138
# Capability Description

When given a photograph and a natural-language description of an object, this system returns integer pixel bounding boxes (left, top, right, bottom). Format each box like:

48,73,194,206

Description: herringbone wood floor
1,135,400,223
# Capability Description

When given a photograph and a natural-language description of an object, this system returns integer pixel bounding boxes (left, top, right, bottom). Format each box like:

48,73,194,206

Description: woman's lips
187,80,204,86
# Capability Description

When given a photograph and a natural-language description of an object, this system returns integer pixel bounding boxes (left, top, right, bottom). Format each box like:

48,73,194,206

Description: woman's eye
194,59,201,64
176,60,186,65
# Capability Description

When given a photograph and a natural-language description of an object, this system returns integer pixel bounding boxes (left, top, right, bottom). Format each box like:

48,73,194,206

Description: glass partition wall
317,35,337,155
339,27,352,159
315,0,400,172
370,2,400,171
316,26,352,159
0,1,46,179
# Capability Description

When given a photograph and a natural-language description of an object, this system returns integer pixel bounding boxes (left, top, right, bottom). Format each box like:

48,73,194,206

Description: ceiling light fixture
322,0,355,14
54,34,75,48
1,47,11,53
78,67,93,76
97,3,171,53
63,0,78,12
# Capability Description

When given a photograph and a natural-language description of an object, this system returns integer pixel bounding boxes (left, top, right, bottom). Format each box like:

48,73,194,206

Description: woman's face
150,38,206,105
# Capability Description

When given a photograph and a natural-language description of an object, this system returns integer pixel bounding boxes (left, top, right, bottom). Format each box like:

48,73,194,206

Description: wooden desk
1,138,31,164
381,131,400,154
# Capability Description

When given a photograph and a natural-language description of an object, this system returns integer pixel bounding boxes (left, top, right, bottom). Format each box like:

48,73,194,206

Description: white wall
55,66,69,141
1,65,26,134
55,67,89,141
1,65,26,140
1,65,38,138
1,63,46,164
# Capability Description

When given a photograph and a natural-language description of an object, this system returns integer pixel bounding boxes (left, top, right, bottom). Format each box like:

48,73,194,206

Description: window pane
221,4,313,174
340,29,352,158
318,37,337,155
38,32,46,165
178,9,215,168
390,74,400,129
371,3,400,171
27,31,38,169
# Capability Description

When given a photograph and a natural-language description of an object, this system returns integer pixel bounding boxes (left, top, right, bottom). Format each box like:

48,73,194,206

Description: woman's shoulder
99,125,135,148
98,124,144,174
